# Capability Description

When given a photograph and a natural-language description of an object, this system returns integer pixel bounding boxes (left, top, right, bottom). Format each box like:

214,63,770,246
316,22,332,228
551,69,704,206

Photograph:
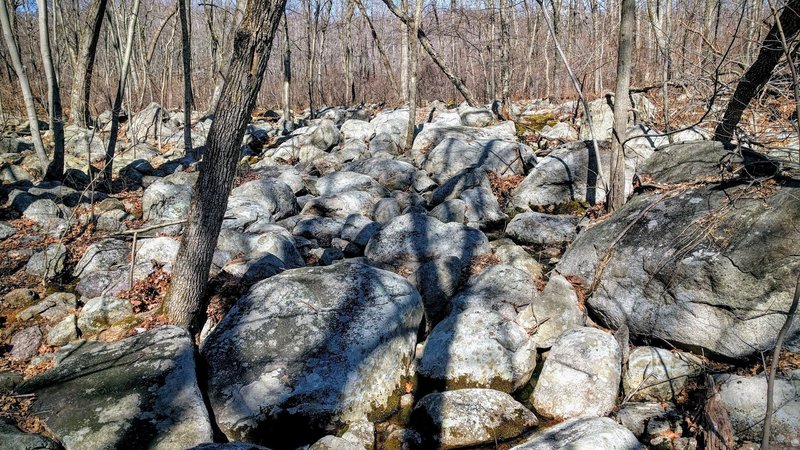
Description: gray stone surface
510,417,642,450
556,181,800,361
364,213,491,272
412,389,537,449
616,402,677,438
19,326,213,450
201,262,423,446
623,346,703,402
421,138,529,184
315,171,388,198
309,436,362,450
73,239,130,278
340,119,375,142
639,141,728,184
47,315,79,346
10,326,42,360
418,306,536,392
531,327,621,419
17,292,76,322
517,274,585,349
491,239,543,281
0,420,62,450
451,264,536,312
342,158,417,191
25,244,67,280
506,212,579,245
716,373,800,447
77,296,133,335
223,178,298,232
410,256,463,326
142,171,197,233
0,221,17,239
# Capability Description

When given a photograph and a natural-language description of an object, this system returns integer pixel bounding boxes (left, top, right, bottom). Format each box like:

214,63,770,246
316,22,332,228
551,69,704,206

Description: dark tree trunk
714,0,800,143
69,0,108,128
165,0,288,331
179,0,195,158
608,0,635,212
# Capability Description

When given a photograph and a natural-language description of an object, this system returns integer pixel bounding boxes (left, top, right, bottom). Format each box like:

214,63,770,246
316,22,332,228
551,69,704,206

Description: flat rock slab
557,182,800,361
510,417,641,450
531,327,620,419
412,389,537,449
201,262,423,447
505,212,579,245
18,326,213,450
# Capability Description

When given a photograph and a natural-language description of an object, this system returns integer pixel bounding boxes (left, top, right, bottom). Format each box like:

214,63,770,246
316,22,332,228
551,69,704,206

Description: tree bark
38,0,64,180
282,11,292,134
381,0,479,106
608,0,635,212
715,0,800,143
165,0,288,332
405,0,421,152
499,0,511,116
68,0,108,128
0,0,50,176
179,0,195,158
104,0,141,183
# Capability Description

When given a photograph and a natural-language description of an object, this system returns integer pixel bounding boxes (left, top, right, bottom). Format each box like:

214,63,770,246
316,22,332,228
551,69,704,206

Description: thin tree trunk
0,0,50,176
609,0,635,212
499,0,511,116
715,0,800,143
381,0,479,106
69,0,108,127
104,0,142,183
282,11,292,133
38,0,64,180
179,0,194,158
405,0,421,152
342,0,355,103
165,0,288,332
355,0,398,98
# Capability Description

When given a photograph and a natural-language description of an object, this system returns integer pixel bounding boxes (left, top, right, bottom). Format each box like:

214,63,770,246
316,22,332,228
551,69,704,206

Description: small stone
0,221,17,239
77,296,133,336
47,315,79,346
3,288,37,308
10,326,42,361
25,244,67,280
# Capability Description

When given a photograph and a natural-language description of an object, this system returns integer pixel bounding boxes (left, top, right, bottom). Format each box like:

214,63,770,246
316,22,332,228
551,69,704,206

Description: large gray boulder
129,102,172,142
417,306,536,392
505,212,579,245
73,238,130,278
0,420,62,450
578,94,655,141
510,417,641,450
411,122,517,158
517,273,585,348
715,373,800,447
25,244,67,280
412,389,537,449
201,262,424,447
142,171,198,233
421,138,530,183
511,141,634,209
18,326,213,450
342,158,417,191
339,119,375,142
223,178,298,232
531,327,621,419
623,347,703,402
450,264,536,312
638,140,729,184
556,180,800,361
364,213,491,272
315,171,388,198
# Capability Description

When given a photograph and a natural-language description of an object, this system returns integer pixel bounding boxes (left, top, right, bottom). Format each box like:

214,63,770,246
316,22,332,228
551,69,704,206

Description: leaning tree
164,0,289,331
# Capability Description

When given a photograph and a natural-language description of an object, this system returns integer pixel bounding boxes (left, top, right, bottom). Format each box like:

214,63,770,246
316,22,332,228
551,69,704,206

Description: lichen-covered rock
25,244,67,280
223,178,298,232
47,315,79,346
459,107,494,127
340,119,375,142
364,213,491,272
309,435,363,450
77,296,133,335
531,327,621,419
10,326,42,361
491,239,543,281
410,256,463,326
315,171,389,199
412,389,537,449
142,171,197,234
623,347,703,402
715,373,800,447
302,191,378,219
638,141,728,184
505,212,579,245
421,138,529,184
451,264,536,312
342,158,417,191
517,274,585,349
0,419,62,450
17,292,76,322
510,417,641,450
418,307,536,392
511,141,634,209
18,326,213,450
201,262,423,447
72,239,130,278
556,181,800,361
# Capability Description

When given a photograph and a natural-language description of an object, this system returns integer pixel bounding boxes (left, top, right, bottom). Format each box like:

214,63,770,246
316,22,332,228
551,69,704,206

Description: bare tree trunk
38,0,64,180
69,0,108,127
499,0,511,116
381,0,479,106
405,0,421,152
282,11,293,133
179,0,195,158
0,0,50,176
715,0,800,143
609,0,634,212
165,0,288,332
104,0,142,183
342,0,355,103
355,0,398,98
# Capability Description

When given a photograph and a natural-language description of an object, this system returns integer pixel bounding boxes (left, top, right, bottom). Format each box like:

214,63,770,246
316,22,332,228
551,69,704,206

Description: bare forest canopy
0,0,794,123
